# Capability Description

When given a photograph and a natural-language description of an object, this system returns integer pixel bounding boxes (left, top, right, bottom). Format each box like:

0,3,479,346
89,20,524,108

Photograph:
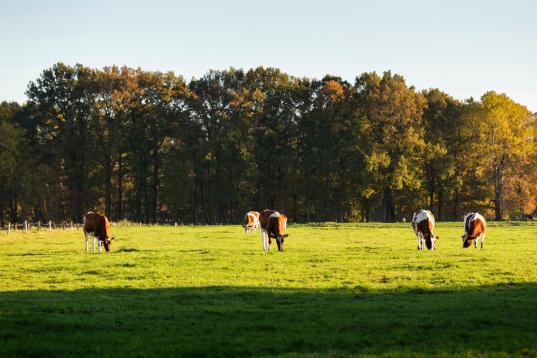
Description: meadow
0,222,536,357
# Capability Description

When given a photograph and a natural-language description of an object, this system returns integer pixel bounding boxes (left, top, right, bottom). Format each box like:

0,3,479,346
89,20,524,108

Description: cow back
413,210,435,235
466,213,486,238
464,213,476,236
245,211,260,225
413,210,436,249
259,209,275,230
84,212,110,240
260,209,286,238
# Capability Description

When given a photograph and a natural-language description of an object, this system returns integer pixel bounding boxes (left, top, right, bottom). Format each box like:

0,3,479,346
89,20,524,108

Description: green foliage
0,65,536,223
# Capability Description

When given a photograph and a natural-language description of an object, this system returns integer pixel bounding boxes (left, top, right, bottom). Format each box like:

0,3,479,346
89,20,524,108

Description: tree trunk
383,188,395,222
494,165,503,220
10,177,17,223
438,190,443,221
134,169,143,222
117,153,123,220
104,155,112,219
151,150,160,223
452,190,459,221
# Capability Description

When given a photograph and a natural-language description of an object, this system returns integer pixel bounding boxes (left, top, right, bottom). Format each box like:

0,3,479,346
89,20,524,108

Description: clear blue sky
1,0,536,111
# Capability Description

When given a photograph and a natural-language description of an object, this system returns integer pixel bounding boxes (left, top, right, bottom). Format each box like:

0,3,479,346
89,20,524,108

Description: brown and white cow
243,211,260,234
462,212,486,248
83,211,114,252
259,209,288,251
412,209,439,250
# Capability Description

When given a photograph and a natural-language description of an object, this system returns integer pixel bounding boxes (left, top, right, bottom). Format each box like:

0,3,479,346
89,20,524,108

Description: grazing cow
83,212,114,252
243,211,260,234
462,212,486,248
412,209,439,250
259,209,288,251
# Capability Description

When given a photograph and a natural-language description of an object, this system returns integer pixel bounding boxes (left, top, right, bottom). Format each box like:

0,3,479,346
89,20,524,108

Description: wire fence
0,220,184,235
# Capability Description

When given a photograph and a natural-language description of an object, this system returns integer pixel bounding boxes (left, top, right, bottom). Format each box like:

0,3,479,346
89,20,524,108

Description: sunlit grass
0,222,536,356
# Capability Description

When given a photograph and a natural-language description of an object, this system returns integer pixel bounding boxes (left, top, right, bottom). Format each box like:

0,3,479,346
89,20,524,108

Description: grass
0,222,536,356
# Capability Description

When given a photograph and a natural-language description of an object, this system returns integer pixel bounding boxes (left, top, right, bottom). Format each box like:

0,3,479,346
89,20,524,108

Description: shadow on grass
0,284,536,356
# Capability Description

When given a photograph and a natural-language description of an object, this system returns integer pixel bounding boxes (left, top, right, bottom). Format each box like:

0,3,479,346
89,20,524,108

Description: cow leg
260,228,266,251
474,239,478,249
92,236,96,252
480,235,485,248
98,240,102,253
84,231,89,252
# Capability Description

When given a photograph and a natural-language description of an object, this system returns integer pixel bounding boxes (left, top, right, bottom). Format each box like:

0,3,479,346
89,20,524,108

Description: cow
259,209,288,251
412,209,439,250
83,211,114,252
462,212,486,248
243,211,260,234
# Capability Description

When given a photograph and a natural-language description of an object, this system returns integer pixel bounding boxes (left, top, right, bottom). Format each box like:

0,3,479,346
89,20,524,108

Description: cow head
102,236,115,252
462,235,473,248
425,235,439,250
275,233,289,252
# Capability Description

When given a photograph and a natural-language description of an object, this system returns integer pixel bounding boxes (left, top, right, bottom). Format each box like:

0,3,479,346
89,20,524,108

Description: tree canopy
0,63,535,224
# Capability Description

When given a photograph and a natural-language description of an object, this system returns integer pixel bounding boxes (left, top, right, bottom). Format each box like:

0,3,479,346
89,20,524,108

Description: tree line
0,63,535,224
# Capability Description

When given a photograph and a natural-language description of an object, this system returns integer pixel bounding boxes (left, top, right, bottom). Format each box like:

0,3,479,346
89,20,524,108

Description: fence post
38,221,41,230
174,222,177,227
49,221,52,231
139,222,142,227
7,223,10,234
24,220,28,232
70,221,73,230
62,222,65,230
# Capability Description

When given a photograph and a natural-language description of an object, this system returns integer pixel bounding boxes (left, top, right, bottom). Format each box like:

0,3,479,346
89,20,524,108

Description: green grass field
1,222,536,357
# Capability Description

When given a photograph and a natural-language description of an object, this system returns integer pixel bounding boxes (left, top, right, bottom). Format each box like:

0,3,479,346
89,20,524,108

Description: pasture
0,222,536,357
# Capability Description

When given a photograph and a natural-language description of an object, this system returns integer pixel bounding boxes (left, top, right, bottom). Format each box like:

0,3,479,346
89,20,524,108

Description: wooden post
70,221,73,230
7,223,10,234
24,220,28,232
49,221,52,230
139,222,142,227
62,222,65,230
38,221,41,230
174,222,177,227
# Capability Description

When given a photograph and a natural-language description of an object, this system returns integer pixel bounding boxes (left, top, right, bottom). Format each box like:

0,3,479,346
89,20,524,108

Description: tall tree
477,92,534,220
26,63,93,220
355,72,426,222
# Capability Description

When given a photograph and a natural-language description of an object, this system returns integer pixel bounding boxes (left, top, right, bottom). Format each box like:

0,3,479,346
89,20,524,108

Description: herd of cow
82,208,487,253
410,209,487,250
